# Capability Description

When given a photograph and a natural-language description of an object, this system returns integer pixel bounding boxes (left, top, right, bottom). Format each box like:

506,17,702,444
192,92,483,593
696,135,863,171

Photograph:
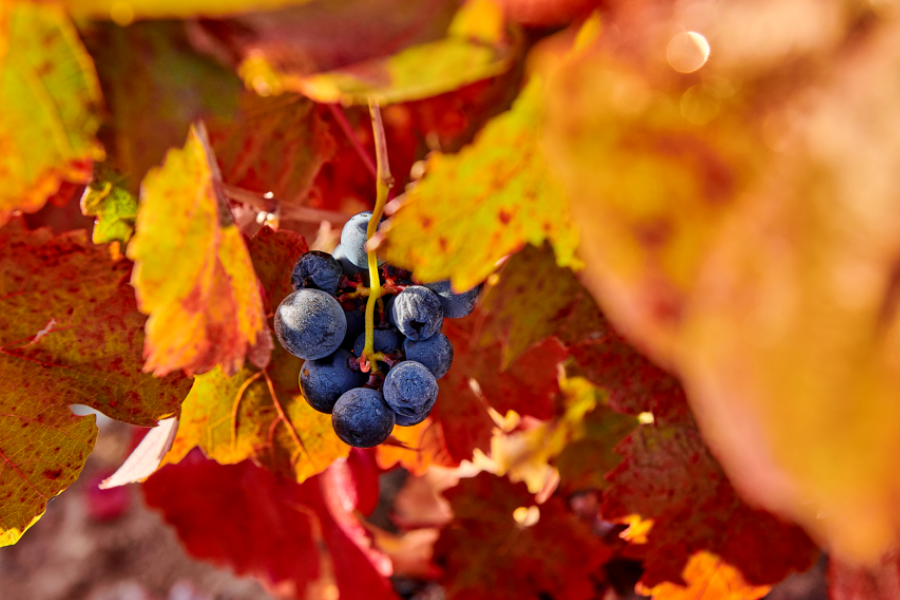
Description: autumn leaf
602,423,818,588
162,226,348,482
636,551,772,600
375,418,455,476
84,21,242,194
212,93,336,208
274,0,517,105
0,4,104,226
59,0,315,20
143,451,397,600
544,0,900,562
433,318,567,463
478,244,606,367
0,223,190,546
435,472,611,600
829,554,900,600
127,124,267,377
380,76,579,291
79,167,138,245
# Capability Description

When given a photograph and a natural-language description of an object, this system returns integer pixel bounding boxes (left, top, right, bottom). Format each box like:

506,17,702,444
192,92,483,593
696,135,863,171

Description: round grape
389,286,443,341
424,280,483,319
383,361,438,427
274,289,346,360
340,211,386,268
332,388,395,448
403,333,453,380
300,349,367,414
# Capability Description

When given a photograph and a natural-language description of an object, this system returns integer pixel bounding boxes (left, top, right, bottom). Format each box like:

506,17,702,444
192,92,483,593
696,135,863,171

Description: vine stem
360,100,394,372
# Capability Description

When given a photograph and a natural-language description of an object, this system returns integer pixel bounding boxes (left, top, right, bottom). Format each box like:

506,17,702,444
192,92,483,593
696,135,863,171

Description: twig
327,104,378,180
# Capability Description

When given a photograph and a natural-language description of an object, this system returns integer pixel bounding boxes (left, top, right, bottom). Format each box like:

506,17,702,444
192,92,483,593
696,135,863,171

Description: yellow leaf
245,0,517,105
0,3,103,225
637,552,771,600
164,362,348,483
381,77,579,290
54,0,314,21
128,124,266,377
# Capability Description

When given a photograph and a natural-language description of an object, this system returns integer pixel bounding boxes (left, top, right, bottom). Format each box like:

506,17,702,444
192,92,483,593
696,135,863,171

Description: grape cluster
274,211,481,448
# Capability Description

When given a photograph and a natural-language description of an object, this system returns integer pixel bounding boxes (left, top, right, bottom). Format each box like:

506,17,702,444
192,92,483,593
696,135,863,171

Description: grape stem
360,100,394,373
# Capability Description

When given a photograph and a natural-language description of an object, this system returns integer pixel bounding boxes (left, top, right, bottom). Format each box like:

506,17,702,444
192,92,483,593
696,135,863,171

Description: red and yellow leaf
0,223,190,546
143,451,397,600
380,77,579,291
0,4,103,225
128,125,267,377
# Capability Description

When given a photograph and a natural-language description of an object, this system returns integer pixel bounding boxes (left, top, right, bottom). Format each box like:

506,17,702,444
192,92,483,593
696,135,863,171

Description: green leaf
0,223,191,546
380,77,579,291
0,4,103,225
240,0,518,105
80,168,138,245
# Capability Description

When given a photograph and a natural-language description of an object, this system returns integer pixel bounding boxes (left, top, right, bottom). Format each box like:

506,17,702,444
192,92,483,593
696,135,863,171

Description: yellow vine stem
361,99,394,372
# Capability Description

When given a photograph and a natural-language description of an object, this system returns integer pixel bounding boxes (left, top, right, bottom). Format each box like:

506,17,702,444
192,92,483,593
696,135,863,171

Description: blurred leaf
484,376,636,494
603,423,817,588
57,0,315,19
544,0,900,562
246,225,308,313
84,20,242,193
240,0,516,105
0,4,103,226
212,93,336,207
79,169,138,245
375,418,455,476
381,77,578,291
143,452,397,600
0,223,190,546
829,555,900,600
636,551,771,600
127,125,267,377
435,472,611,600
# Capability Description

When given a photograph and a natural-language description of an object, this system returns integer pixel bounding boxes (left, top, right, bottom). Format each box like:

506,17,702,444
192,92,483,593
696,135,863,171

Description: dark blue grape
274,289,346,360
332,244,367,278
342,302,366,349
403,333,453,380
352,328,403,357
291,251,343,295
300,349,367,414
332,388,395,448
389,286,443,341
383,361,438,427
424,280,483,318
340,211,386,268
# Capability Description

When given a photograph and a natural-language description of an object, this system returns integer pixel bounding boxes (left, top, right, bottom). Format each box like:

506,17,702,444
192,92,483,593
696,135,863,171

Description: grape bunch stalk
273,211,482,448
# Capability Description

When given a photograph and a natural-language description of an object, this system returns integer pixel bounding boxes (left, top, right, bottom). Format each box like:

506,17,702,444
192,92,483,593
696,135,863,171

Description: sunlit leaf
242,0,517,105
127,124,267,377
636,551,771,600
381,77,579,290
0,223,190,546
0,4,103,225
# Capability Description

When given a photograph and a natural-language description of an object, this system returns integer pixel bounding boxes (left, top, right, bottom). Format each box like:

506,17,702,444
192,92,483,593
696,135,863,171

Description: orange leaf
637,551,771,600
128,124,267,377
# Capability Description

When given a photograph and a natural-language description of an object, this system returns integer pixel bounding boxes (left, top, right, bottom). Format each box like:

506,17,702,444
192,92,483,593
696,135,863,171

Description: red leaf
435,472,612,600
602,424,818,588
830,555,900,600
143,451,397,600
246,225,308,314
